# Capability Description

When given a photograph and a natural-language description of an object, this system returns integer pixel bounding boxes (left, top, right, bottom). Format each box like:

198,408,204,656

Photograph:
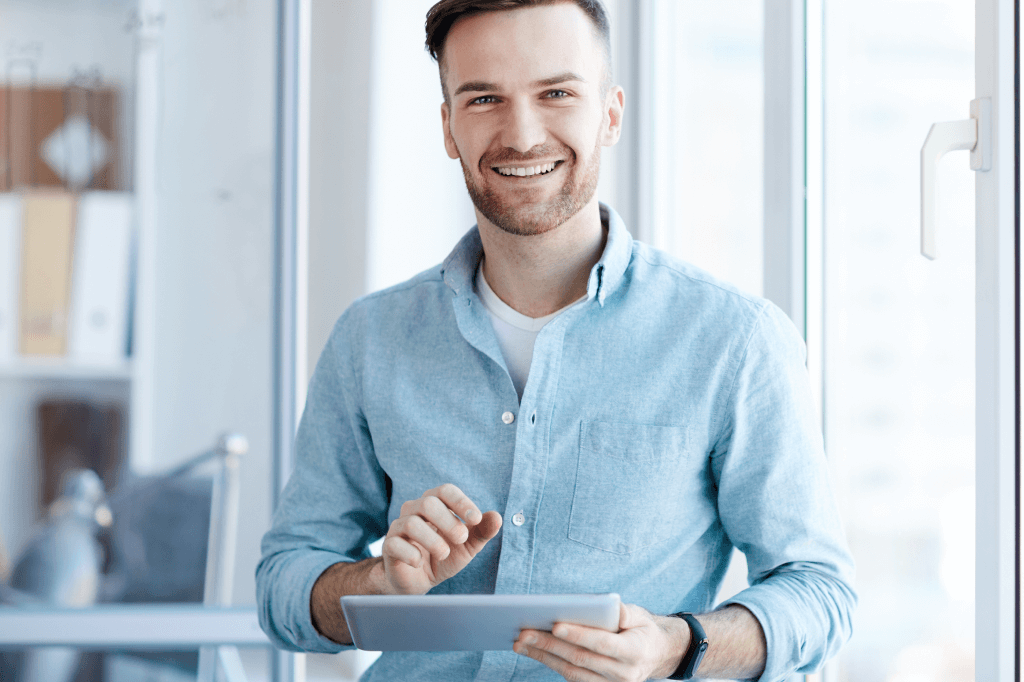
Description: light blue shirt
257,205,856,682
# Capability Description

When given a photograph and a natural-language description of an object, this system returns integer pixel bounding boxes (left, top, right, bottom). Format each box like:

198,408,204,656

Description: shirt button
501,411,515,424
512,511,525,526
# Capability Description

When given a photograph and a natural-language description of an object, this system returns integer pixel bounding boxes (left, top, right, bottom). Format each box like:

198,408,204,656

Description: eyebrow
452,71,587,97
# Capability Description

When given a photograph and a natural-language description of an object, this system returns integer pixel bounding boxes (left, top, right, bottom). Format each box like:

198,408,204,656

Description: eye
545,89,570,99
469,95,498,105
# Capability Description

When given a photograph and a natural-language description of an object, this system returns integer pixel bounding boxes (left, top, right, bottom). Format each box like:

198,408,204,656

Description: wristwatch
667,612,709,680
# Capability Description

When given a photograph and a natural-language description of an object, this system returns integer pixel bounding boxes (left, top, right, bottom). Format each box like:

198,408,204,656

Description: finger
516,629,623,679
514,636,609,682
391,515,450,561
550,622,622,659
413,494,470,545
381,534,424,568
425,483,483,525
464,510,502,555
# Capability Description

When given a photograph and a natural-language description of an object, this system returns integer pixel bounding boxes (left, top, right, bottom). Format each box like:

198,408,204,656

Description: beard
458,137,601,237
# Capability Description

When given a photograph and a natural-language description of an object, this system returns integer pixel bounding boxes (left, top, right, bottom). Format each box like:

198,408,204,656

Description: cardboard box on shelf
0,85,122,192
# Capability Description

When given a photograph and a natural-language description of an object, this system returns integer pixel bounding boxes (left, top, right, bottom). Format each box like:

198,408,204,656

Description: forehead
443,3,603,91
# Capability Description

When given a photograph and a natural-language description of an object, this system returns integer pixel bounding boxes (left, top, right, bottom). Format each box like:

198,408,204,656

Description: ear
599,85,625,148
441,102,461,160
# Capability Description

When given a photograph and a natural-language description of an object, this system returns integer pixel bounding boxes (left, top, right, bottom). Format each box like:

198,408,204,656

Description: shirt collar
441,202,633,307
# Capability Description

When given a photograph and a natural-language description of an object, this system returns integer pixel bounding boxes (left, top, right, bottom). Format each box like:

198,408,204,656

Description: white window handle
920,97,991,259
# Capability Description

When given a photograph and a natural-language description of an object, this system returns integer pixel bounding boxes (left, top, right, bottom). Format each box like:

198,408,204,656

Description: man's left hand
514,602,688,682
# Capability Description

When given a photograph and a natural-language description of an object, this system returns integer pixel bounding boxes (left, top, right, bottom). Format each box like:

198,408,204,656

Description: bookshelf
0,358,133,382
0,0,141,567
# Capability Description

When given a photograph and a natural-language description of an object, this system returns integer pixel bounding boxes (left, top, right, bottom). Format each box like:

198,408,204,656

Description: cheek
450,116,496,157
552,113,603,155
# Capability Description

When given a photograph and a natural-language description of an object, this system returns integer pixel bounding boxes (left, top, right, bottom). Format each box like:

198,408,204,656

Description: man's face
440,2,623,237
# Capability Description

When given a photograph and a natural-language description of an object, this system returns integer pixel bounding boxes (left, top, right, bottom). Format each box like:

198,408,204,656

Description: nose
500,100,547,153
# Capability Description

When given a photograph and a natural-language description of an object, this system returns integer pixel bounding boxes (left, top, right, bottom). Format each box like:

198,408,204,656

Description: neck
477,197,606,318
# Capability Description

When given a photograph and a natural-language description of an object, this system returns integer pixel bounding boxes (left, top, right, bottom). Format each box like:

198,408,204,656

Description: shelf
0,357,132,381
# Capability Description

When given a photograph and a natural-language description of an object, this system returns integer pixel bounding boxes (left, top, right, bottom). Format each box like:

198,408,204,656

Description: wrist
368,557,390,594
653,614,691,679
666,612,709,680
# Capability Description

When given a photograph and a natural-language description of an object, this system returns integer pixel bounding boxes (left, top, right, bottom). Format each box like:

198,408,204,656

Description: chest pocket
568,420,694,554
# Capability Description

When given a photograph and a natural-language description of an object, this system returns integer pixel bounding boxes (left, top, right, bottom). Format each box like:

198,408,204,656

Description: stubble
458,136,602,237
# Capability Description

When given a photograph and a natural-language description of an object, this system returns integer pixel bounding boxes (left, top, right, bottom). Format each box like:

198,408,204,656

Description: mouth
491,160,563,177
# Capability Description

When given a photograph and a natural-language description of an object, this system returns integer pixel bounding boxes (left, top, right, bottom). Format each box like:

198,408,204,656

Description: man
257,1,856,680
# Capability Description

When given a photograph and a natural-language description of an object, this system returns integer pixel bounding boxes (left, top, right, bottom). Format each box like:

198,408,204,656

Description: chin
485,197,585,237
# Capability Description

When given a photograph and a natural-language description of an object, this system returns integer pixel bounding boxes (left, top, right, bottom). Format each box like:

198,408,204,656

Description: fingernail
521,635,536,645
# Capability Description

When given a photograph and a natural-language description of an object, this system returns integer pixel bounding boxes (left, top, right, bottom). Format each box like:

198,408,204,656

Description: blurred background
0,0,980,681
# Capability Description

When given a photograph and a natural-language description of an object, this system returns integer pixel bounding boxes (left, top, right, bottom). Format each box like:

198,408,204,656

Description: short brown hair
425,0,612,101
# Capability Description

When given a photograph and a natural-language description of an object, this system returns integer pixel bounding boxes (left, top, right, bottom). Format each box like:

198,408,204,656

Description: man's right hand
310,483,502,645
380,483,503,595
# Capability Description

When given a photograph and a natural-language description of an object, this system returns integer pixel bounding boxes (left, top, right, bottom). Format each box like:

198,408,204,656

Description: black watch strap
668,612,709,680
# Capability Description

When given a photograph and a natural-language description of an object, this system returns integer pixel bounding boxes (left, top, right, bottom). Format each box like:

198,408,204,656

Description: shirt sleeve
255,308,389,652
710,302,857,682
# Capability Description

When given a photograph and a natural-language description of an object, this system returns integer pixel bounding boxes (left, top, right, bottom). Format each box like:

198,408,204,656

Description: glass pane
651,0,764,297
648,0,764,605
824,1,975,679
0,0,277,622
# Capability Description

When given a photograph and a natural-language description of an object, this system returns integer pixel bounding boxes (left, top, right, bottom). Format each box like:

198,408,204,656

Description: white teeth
496,162,558,176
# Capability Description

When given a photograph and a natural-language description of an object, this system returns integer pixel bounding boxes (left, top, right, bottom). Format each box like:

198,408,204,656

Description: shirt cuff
264,550,359,654
721,583,807,682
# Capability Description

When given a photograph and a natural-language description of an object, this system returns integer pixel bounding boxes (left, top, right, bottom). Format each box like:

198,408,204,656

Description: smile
492,161,561,177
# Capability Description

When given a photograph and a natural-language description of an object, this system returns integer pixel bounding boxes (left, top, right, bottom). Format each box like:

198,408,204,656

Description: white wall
147,0,276,606
306,0,373,382
364,0,477,294
0,1,135,84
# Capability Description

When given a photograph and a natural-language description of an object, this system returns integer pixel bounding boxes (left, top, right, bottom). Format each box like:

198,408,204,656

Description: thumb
464,510,502,555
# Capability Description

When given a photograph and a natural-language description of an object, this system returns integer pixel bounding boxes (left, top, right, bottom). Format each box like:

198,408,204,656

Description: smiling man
256,2,856,681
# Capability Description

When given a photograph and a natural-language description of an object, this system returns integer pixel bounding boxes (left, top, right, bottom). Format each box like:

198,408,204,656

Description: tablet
340,593,621,652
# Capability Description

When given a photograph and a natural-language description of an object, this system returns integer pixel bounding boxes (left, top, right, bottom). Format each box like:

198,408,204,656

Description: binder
0,194,20,362
68,192,133,362
18,191,77,356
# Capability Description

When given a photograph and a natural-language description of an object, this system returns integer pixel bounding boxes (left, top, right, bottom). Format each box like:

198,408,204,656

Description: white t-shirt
475,264,584,400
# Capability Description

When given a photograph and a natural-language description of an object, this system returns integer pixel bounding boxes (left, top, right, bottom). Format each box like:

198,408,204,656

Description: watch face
687,640,708,678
